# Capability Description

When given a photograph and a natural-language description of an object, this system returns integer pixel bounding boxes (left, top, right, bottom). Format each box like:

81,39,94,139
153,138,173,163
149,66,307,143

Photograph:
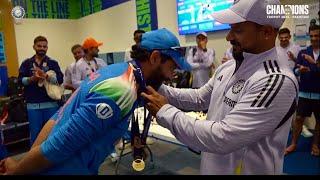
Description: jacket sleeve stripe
275,99,297,130
268,60,275,73
265,75,285,108
257,74,280,107
273,60,281,73
263,62,270,74
251,75,274,107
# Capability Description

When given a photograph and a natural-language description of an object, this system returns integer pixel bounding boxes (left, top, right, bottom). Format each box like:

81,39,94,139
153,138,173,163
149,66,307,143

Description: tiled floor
10,134,318,175
99,138,201,175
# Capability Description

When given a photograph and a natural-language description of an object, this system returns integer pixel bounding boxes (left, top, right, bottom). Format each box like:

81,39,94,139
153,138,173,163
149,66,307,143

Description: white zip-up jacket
156,47,298,175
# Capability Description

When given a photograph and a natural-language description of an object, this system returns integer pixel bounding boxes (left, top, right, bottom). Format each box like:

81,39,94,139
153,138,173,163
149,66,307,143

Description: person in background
63,44,84,92
276,28,301,70
276,28,313,138
72,37,107,89
221,47,233,64
186,31,215,88
124,30,146,62
18,36,63,146
285,25,320,156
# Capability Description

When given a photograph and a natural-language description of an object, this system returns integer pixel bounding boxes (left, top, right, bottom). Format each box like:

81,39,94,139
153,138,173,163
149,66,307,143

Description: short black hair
71,44,82,53
130,45,168,64
309,25,320,33
34,36,47,44
130,44,150,62
133,30,146,36
278,28,291,35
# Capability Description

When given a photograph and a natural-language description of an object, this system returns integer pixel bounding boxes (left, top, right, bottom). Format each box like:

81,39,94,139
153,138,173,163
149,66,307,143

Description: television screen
177,0,234,35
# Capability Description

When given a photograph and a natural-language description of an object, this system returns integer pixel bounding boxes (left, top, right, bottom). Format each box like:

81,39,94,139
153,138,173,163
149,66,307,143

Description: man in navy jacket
286,25,320,156
18,36,63,146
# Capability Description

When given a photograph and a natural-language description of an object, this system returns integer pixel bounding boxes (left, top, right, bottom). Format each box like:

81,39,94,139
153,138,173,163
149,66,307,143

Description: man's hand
34,67,47,80
298,65,311,73
287,51,296,61
222,57,229,64
0,158,18,175
141,86,169,117
302,54,316,64
29,75,41,83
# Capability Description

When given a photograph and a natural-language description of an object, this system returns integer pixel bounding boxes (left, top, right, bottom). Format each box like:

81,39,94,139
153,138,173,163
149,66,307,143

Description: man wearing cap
142,0,298,174
72,37,107,89
0,28,191,175
187,31,215,88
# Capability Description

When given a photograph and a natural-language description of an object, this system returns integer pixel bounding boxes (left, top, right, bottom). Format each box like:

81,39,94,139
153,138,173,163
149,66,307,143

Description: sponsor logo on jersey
224,96,237,108
96,103,113,119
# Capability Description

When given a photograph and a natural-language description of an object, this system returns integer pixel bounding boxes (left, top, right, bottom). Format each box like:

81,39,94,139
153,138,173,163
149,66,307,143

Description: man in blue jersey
0,28,191,175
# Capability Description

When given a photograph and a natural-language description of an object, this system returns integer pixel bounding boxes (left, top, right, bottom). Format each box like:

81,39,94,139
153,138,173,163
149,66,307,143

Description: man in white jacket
187,32,215,88
142,0,298,175
72,37,107,89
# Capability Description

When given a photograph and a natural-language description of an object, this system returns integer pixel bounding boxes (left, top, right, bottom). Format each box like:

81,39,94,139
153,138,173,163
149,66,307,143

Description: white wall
14,19,80,72
14,0,230,70
76,0,137,53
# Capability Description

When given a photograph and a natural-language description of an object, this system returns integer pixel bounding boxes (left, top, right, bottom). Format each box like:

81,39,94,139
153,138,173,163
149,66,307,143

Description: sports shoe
146,137,154,145
301,125,313,138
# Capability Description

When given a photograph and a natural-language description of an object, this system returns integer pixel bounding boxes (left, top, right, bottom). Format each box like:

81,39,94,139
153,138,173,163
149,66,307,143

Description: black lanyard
85,58,98,72
130,60,153,165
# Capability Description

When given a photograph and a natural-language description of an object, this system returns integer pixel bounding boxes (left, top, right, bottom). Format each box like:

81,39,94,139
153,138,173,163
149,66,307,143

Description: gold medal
132,158,145,171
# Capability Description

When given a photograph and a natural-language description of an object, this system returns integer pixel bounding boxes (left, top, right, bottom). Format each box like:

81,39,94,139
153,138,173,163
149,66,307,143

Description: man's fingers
146,102,157,115
141,92,154,102
0,160,6,174
0,159,5,167
146,86,157,94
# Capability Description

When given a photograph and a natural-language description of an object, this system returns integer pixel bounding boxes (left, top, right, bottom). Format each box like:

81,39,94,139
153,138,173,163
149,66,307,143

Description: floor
99,139,201,175
5,134,320,175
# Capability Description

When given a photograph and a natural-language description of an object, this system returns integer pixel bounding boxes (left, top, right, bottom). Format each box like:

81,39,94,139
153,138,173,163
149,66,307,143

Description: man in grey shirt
187,32,215,88
142,0,298,175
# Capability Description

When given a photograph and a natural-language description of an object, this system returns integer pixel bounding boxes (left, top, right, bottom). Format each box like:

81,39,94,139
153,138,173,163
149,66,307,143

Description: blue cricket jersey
40,62,138,174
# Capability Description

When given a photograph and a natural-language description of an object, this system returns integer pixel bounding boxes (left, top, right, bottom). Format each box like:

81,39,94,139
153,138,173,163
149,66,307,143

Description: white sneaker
301,125,313,138
146,137,154,145
110,152,119,163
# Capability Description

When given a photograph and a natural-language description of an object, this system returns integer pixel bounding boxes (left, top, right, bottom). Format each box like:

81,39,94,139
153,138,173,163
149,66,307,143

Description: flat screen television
177,0,234,35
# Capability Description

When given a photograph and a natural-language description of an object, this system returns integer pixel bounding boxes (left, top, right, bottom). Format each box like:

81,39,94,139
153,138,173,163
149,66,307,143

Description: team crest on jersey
96,103,113,119
232,79,245,94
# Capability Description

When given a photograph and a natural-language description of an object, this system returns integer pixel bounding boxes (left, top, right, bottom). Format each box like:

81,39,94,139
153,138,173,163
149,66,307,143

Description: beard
230,40,244,62
36,50,46,57
92,53,99,58
146,66,169,91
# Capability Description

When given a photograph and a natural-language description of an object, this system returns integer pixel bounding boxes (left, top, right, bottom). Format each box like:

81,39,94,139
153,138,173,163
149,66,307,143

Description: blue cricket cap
140,28,191,71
